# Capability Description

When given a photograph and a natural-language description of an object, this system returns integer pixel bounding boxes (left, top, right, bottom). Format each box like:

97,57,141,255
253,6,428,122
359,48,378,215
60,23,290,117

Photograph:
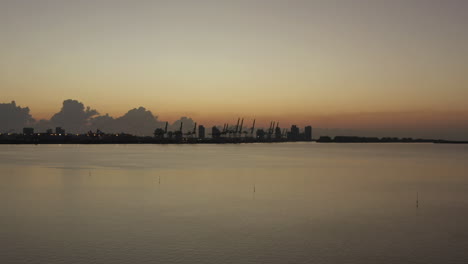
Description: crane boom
251,119,256,135
239,118,244,135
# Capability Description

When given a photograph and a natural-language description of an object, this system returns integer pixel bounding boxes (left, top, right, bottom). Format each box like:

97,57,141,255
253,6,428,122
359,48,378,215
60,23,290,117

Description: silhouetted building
56,127,65,135
212,126,221,139
305,126,312,141
288,125,300,141
23,127,34,135
46,129,53,135
198,125,205,139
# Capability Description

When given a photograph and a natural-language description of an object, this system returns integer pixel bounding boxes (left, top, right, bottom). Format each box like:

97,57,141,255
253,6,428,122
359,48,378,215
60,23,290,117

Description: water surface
1,143,468,264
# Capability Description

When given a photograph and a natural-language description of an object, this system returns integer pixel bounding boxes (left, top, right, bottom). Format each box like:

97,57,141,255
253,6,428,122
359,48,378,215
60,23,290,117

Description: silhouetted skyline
1,99,468,140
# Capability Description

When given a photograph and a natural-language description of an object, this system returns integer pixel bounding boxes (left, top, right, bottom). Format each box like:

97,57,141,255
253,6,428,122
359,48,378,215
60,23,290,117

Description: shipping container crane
238,118,244,138
251,119,256,137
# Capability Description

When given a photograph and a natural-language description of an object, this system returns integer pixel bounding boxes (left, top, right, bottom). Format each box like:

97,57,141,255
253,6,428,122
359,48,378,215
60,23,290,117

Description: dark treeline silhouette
0,99,195,136
316,136,468,144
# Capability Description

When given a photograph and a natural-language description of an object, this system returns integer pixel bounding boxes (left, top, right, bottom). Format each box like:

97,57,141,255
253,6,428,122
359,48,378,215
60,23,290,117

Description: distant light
59,134,62,136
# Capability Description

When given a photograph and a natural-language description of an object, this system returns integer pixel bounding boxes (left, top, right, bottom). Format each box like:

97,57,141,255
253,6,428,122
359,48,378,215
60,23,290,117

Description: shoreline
1,134,467,145
1,141,467,145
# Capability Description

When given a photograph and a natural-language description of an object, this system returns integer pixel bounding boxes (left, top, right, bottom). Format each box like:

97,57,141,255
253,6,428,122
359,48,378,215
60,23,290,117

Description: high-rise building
305,126,312,141
288,125,300,141
198,125,205,139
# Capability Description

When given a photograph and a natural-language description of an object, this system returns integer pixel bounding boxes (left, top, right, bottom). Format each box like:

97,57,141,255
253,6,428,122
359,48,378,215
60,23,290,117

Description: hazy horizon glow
1,0,468,138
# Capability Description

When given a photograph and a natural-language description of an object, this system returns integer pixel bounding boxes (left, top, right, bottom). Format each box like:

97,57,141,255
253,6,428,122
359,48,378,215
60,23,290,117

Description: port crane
238,118,244,138
234,118,240,138
275,122,282,139
221,123,229,137
184,122,197,138
267,121,276,139
250,119,256,137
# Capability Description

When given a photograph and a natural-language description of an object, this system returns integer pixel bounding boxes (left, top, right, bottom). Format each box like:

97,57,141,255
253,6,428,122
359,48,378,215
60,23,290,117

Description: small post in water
416,192,419,208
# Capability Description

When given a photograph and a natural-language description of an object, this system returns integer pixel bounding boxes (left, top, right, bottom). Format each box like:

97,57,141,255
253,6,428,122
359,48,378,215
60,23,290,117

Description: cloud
169,116,196,133
90,114,117,133
0,101,35,133
49,99,99,133
113,107,164,136
34,119,53,133
90,107,164,136
31,100,198,136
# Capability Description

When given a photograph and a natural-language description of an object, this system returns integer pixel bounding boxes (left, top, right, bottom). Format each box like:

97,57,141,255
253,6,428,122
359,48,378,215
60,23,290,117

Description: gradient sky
1,0,468,135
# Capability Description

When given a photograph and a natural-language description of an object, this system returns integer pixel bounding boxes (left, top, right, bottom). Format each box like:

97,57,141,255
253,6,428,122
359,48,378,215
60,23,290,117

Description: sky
1,0,467,138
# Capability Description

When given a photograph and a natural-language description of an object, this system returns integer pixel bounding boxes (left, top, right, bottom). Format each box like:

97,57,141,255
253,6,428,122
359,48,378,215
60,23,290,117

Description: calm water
1,143,468,264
